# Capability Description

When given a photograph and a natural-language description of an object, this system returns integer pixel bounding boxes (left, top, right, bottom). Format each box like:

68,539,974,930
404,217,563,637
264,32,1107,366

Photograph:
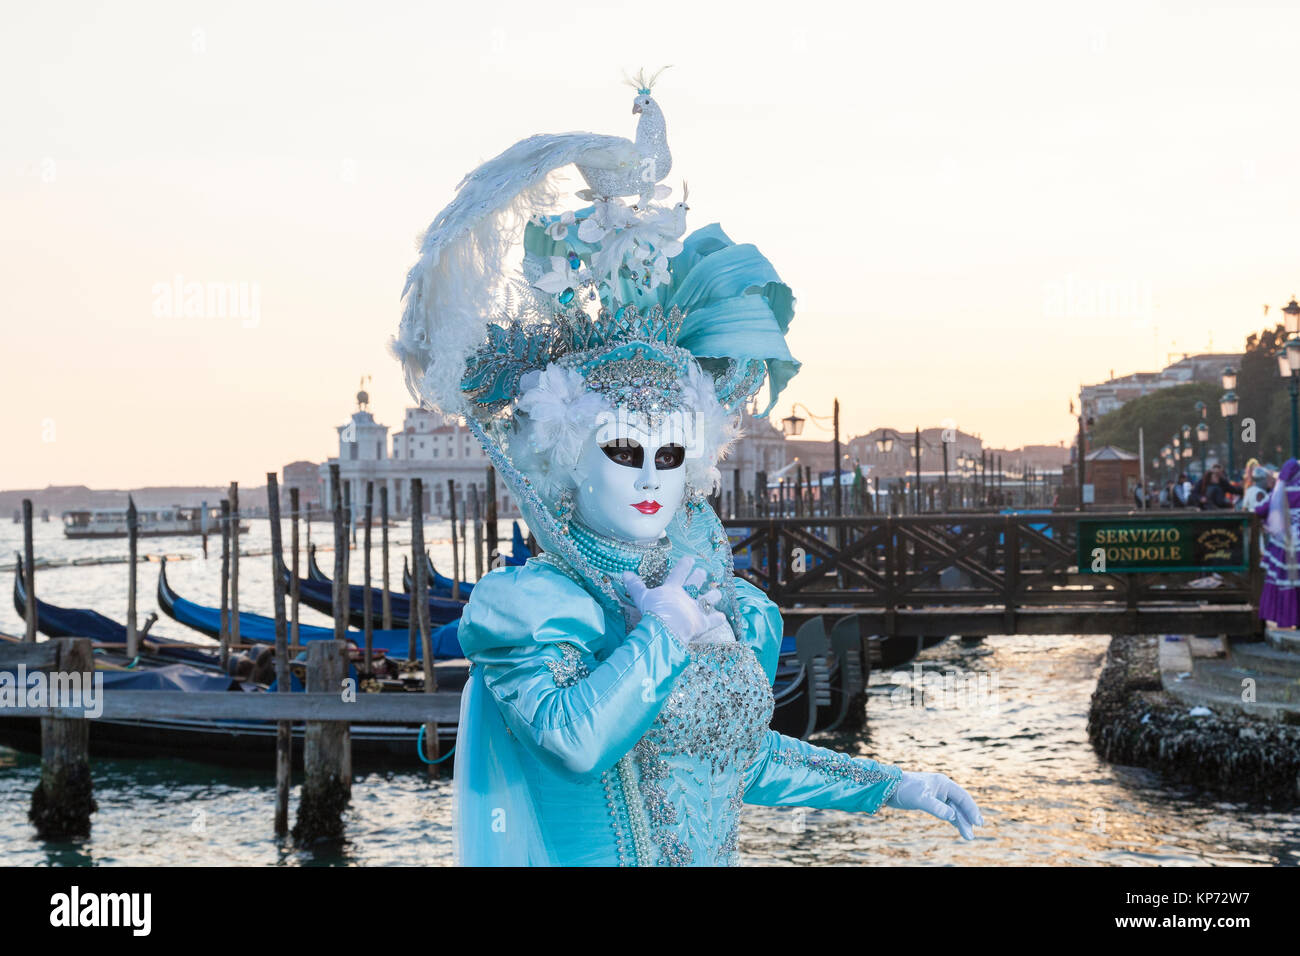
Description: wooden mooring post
485,466,499,567
290,487,301,652
219,498,231,669
229,482,241,654
363,481,374,674
380,484,392,630
408,478,421,661
447,479,460,600
330,463,346,642
126,495,139,659
459,490,469,584
292,640,352,844
22,499,36,642
24,638,97,838
266,474,292,837
411,481,441,776
471,483,484,581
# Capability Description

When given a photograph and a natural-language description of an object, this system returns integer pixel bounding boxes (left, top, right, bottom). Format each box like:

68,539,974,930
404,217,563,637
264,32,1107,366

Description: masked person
391,76,982,866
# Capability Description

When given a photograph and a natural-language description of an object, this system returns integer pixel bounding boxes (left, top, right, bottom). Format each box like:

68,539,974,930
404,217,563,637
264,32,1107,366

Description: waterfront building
281,461,323,510
316,389,520,519
1079,352,1241,419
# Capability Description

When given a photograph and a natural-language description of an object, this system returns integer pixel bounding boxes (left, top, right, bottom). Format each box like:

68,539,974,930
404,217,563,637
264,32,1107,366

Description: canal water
1,519,1297,865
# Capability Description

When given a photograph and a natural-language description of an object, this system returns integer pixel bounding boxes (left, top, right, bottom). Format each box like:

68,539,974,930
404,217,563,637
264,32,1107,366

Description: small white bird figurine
576,66,673,205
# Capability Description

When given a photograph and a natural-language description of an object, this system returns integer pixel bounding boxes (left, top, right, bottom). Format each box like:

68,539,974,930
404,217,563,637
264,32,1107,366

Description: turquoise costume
454,551,902,866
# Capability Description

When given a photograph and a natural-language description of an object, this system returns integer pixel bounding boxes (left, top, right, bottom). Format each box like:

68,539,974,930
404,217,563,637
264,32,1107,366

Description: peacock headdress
390,75,799,610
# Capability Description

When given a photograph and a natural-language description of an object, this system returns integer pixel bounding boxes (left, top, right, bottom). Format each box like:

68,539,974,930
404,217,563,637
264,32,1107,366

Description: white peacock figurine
394,68,677,405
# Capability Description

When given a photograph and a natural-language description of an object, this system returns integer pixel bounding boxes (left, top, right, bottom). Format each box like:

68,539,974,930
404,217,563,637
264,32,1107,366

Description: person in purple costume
1255,458,1300,628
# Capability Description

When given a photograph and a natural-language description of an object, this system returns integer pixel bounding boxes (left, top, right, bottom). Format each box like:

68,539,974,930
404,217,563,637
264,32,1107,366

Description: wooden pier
726,511,1264,638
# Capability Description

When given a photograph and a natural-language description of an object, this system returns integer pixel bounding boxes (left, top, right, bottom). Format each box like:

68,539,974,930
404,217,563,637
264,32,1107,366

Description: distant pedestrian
1200,468,1240,509
1240,461,1270,512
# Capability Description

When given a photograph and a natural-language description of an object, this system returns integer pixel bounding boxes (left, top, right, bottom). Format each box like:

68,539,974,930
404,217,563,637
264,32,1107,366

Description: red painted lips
631,500,662,515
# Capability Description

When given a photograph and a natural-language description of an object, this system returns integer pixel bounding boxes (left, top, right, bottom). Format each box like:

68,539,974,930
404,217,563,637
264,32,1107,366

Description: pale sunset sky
4,0,1299,488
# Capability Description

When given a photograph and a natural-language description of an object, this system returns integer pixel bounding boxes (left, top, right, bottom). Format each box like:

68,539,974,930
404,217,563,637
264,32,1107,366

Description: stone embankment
1087,629,1300,804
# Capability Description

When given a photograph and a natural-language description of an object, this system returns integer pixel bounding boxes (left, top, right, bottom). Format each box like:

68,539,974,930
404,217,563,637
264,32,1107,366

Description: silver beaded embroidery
629,642,774,866
768,747,903,806
543,642,589,688
578,348,684,425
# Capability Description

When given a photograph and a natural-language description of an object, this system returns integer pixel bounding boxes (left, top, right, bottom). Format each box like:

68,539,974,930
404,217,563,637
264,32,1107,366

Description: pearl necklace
567,519,672,588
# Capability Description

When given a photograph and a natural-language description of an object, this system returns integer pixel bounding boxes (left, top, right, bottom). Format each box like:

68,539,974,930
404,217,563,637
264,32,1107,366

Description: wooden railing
724,511,1263,637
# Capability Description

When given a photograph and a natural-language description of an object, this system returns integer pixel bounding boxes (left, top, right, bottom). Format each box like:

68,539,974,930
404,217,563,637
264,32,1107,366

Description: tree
1233,323,1291,469
1089,383,1224,477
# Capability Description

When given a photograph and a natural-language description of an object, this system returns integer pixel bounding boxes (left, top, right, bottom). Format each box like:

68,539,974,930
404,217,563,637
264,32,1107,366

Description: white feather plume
391,132,641,418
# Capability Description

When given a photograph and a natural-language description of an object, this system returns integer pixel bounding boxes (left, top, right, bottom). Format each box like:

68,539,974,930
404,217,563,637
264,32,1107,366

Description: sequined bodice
605,641,774,866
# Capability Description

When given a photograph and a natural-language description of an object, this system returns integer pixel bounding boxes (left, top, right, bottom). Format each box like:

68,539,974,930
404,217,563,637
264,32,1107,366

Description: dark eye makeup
600,440,685,470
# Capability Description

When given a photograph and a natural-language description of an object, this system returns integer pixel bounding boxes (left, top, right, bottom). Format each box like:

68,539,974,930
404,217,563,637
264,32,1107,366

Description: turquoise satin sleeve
457,562,692,776
742,731,903,814
733,576,784,684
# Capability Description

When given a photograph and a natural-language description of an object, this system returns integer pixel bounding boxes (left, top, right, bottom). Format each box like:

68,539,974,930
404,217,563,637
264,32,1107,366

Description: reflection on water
1,523,1297,865
743,635,1300,866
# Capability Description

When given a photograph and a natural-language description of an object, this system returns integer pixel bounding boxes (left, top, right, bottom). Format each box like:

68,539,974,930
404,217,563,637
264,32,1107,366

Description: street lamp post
782,400,844,514
1220,389,1238,480
1194,401,1208,477
1276,339,1300,459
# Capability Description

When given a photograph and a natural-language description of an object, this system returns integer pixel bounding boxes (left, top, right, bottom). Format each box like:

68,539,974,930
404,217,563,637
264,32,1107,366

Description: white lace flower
516,365,608,471
532,255,591,297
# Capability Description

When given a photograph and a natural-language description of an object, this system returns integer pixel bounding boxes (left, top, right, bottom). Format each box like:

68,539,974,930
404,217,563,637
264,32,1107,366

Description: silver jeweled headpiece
460,302,691,426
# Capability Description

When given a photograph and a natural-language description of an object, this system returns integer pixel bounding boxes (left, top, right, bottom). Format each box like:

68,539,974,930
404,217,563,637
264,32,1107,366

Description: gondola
158,558,462,660
769,627,816,738
400,520,531,593
0,635,464,769
292,553,464,631
402,555,477,598
14,556,225,670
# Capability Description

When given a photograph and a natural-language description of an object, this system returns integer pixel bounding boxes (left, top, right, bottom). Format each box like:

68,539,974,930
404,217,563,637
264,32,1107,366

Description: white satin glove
622,561,730,645
885,771,984,840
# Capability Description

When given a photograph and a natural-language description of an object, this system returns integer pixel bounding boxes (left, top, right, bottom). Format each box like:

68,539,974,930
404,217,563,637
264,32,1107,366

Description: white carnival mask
574,416,688,544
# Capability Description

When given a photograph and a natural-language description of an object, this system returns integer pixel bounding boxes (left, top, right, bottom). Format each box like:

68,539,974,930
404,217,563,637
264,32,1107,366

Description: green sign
1077,517,1249,574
